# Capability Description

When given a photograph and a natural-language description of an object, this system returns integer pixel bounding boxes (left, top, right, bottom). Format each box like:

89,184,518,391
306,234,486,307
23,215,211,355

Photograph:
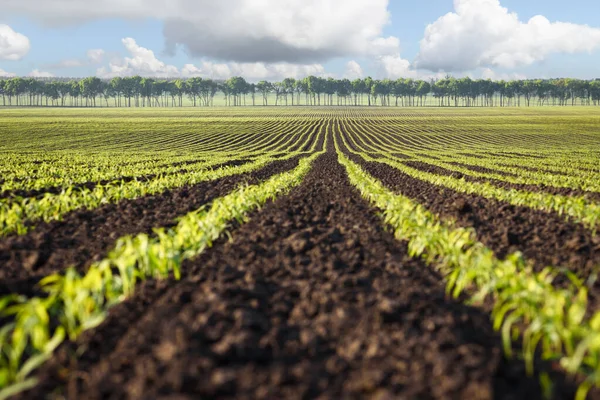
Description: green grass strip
337,144,600,399
0,149,322,398
0,154,297,237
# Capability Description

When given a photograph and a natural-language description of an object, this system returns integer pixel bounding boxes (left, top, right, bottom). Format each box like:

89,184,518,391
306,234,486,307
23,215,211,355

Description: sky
1,0,600,81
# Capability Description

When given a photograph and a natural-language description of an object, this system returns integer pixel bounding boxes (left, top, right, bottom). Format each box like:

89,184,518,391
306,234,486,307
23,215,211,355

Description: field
0,107,599,399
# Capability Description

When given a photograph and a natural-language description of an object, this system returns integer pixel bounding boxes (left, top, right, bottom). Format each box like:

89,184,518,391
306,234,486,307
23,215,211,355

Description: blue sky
1,0,600,80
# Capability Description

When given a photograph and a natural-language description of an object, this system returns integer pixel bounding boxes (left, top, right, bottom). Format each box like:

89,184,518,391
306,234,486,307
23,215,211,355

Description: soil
22,141,578,400
0,156,302,298
336,131,600,305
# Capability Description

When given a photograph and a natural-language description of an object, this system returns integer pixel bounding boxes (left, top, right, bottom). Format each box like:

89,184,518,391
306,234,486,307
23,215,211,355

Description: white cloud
2,0,398,63
184,61,327,81
367,36,401,57
0,24,30,61
52,59,85,68
379,55,415,78
480,68,526,81
343,61,363,80
0,69,17,77
97,38,179,78
416,0,600,72
27,69,55,77
86,49,105,64
97,37,328,81
47,48,106,69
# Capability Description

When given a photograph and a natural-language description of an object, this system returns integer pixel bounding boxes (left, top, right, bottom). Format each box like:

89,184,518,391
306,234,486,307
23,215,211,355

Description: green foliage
0,148,323,396
0,109,325,236
339,123,600,230
337,141,600,398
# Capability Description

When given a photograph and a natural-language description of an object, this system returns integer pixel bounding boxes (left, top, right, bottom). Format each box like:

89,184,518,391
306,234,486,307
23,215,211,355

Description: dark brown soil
404,160,600,203
0,157,302,298
22,143,576,400
336,133,600,301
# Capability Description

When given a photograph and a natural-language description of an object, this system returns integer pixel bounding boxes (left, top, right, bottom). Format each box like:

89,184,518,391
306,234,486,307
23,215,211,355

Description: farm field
0,107,599,399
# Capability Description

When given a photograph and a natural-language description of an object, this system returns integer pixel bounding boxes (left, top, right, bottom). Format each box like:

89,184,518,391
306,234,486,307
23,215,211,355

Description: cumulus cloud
97,38,327,81
46,48,106,69
343,61,363,80
2,0,398,63
27,69,55,77
416,0,600,72
379,55,415,78
97,38,179,77
0,24,30,61
0,68,17,77
480,68,527,81
86,49,105,64
181,61,327,81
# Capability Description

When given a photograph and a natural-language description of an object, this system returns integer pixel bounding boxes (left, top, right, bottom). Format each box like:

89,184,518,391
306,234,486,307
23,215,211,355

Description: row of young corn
0,156,264,237
0,117,320,194
342,115,600,192
334,135,600,399
0,111,312,155
0,144,325,399
349,120,600,192
345,114,600,171
338,121,600,231
0,126,324,237
354,114,600,157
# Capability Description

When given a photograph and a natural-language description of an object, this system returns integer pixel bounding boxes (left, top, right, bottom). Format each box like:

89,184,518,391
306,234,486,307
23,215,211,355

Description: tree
0,79,7,106
336,79,352,106
186,78,202,107
364,77,374,106
351,79,365,106
256,81,272,106
226,76,248,106
415,80,431,107
282,78,296,106
590,80,600,106
2,74,600,109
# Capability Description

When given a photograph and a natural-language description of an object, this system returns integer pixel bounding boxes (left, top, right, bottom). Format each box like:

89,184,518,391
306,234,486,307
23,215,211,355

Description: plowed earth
4,124,599,399
19,140,581,400
337,131,600,287
0,157,301,297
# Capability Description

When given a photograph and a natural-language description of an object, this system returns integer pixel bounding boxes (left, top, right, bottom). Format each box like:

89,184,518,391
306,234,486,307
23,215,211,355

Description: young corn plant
339,132,600,231
0,148,323,398
0,153,303,237
336,140,600,399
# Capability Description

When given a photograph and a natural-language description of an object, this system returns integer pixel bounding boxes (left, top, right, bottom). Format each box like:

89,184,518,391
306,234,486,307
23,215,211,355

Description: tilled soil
23,144,577,399
337,133,600,302
0,157,301,297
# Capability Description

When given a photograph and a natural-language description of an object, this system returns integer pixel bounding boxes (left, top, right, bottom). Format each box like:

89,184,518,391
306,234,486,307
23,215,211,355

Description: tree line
1,75,599,107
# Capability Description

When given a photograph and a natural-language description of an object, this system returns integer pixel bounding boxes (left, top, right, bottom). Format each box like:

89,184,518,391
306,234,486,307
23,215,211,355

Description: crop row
0,146,325,397
335,136,600,399
339,121,600,230
0,109,598,397
343,118,600,190
0,118,322,193
0,121,324,237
